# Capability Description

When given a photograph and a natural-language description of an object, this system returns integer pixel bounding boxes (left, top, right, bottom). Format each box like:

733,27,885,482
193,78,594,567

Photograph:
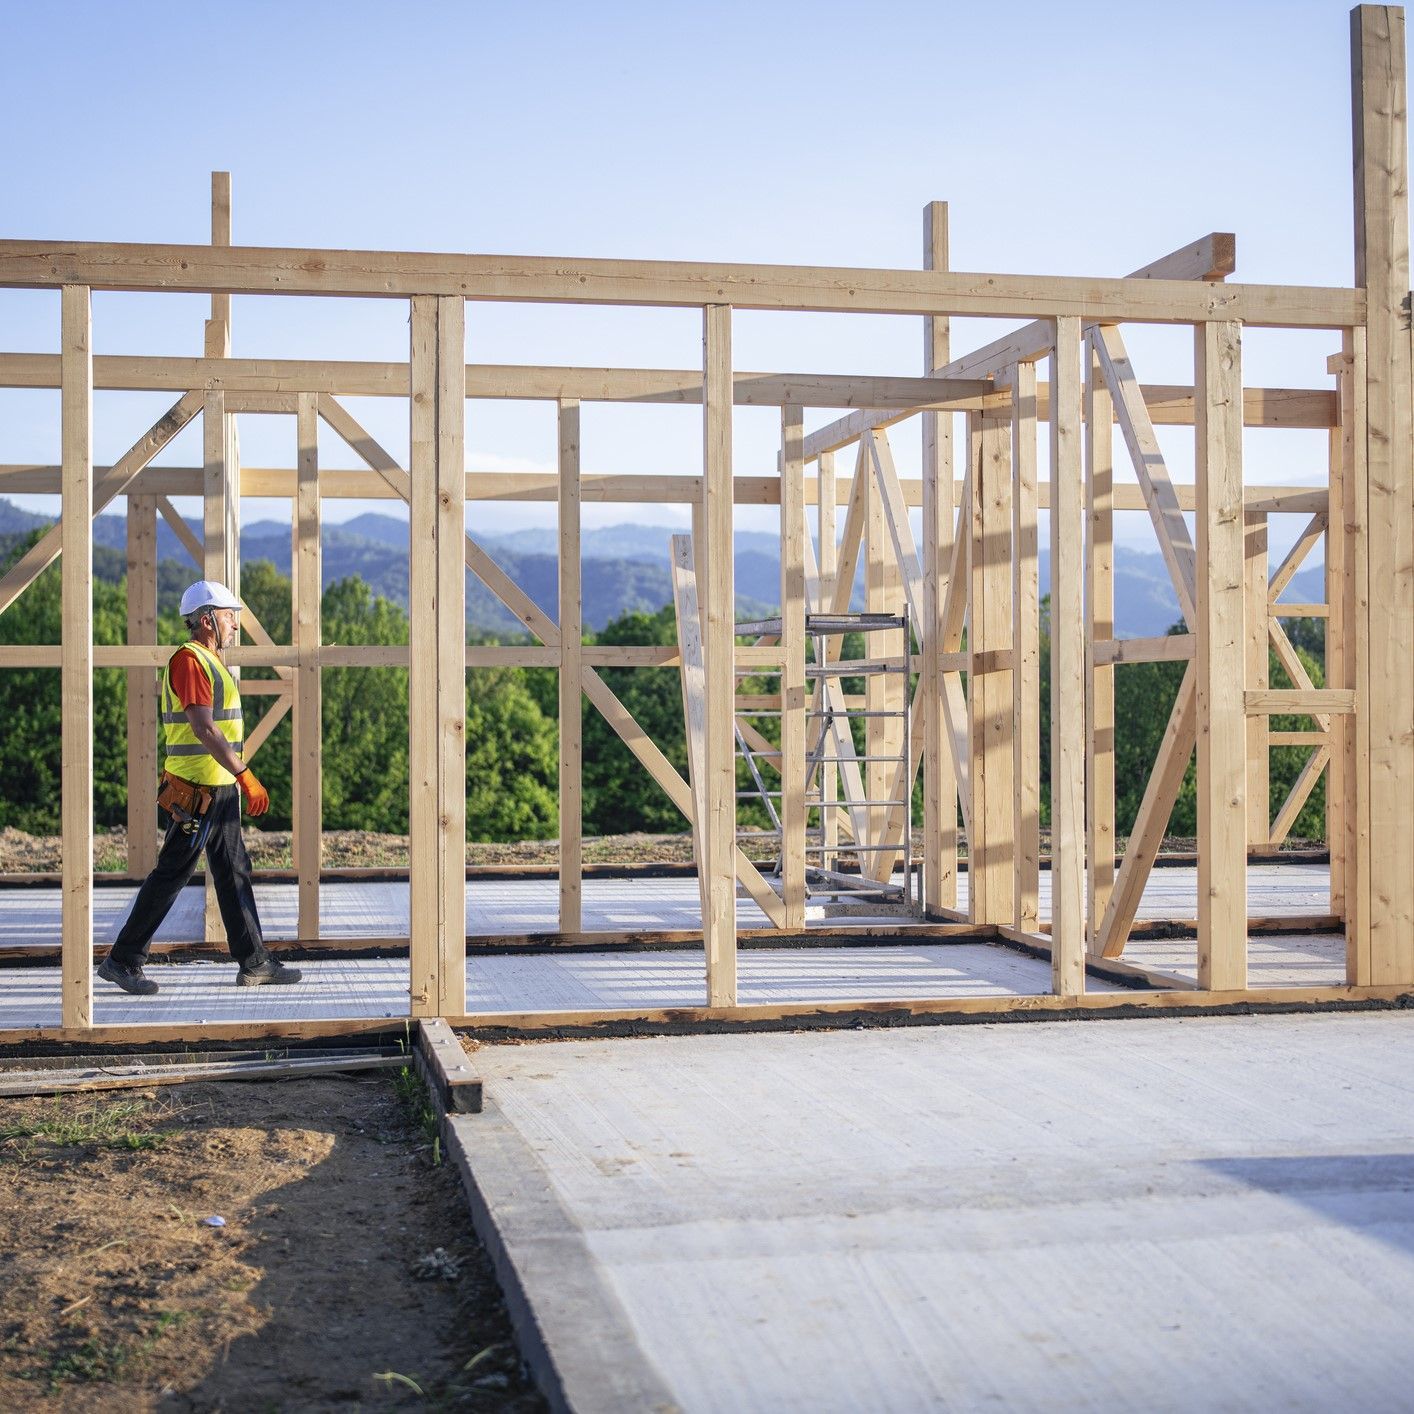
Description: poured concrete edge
443,1098,680,1414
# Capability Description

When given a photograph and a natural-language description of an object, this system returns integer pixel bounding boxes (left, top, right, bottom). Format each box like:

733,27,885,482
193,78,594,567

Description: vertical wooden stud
864,432,893,853
1327,386,1350,918
1352,4,1414,983
1010,361,1040,930
558,399,583,933
781,405,807,929
1244,509,1270,846
435,296,467,1017
408,297,439,1016
1195,319,1248,991
61,284,93,1030
293,393,321,942
968,415,1015,924
1050,319,1085,995
125,493,158,878
1084,332,1116,947
922,200,957,914
703,305,737,1005
817,449,838,868
203,172,237,943
208,170,231,342
1343,328,1374,982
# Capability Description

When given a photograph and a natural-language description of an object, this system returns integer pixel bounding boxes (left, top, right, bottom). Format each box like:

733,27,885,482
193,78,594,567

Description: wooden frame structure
1,6,1410,1042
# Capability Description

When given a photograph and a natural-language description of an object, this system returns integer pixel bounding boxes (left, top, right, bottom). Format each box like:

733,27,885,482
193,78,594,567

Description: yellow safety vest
160,640,243,787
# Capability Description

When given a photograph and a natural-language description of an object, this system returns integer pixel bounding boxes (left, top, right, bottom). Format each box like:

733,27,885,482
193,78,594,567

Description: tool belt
156,771,215,832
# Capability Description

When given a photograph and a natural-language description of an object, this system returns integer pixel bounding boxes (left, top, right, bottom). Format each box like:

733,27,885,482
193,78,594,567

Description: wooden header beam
0,239,1362,326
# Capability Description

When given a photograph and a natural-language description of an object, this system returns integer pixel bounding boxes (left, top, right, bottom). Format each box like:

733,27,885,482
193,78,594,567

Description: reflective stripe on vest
161,641,244,787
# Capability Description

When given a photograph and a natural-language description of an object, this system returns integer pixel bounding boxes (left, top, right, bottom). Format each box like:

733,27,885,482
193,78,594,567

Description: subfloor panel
1122,930,1347,987
0,944,1117,1029
456,1014,1414,1413
0,862,1333,951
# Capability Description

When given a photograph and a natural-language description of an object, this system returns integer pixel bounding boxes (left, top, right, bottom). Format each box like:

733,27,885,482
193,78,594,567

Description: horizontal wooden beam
1245,689,1355,715
0,464,1331,517
1093,634,1196,665
800,383,1336,460
1126,232,1237,282
0,642,796,672
1269,602,1330,617
7,978,1414,1048
0,355,1336,431
0,240,1362,325
0,353,987,410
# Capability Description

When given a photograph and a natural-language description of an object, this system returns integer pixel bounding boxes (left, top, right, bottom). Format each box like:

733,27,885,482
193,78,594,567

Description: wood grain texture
1195,321,1247,991
294,393,322,944
60,286,92,1029
703,306,738,1004
1049,321,1085,996
1352,4,1414,984
558,400,583,933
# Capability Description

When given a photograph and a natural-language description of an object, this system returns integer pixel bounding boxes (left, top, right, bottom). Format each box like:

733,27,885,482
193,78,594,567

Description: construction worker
97,581,302,995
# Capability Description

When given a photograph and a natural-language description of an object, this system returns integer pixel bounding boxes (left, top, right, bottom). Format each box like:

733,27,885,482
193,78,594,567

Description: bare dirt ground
0,826,1322,876
0,1073,545,1411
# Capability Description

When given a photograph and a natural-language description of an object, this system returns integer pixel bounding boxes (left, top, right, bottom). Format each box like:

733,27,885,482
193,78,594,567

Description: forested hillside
0,530,1329,842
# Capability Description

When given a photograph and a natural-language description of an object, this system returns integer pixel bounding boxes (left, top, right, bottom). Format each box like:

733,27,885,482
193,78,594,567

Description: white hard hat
179,580,242,616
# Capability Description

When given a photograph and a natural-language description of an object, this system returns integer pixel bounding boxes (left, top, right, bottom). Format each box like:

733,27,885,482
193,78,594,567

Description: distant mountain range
0,498,1324,639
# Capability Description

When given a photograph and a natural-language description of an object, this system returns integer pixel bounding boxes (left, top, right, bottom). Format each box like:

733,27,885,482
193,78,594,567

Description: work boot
237,958,303,987
96,956,160,996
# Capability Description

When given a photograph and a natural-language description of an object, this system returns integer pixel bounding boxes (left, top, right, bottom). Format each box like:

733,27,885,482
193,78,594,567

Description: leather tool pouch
157,771,214,832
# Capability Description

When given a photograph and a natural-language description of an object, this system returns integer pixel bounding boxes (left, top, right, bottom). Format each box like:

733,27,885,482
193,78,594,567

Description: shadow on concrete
1199,1153,1414,1258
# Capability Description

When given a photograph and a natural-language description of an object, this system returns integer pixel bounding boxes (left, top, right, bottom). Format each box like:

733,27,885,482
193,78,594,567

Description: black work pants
109,785,267,968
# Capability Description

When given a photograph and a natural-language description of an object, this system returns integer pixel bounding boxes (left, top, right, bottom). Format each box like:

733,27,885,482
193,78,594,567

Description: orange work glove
236,767,270,817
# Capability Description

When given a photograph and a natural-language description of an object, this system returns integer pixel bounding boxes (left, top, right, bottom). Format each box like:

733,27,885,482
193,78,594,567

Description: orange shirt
166,645,215,710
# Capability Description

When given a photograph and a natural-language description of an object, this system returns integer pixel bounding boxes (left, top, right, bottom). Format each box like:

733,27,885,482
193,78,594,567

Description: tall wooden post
817,449,838,869
922,200,958,914
1244,509,1270,846
703,304,737,1005
780,406,807,929
61,284,93,1030
1337,331,1370,977
1352,4,1414,984
125,493,158,878
1084,332,1116,948
203,171,238,943
558,399,583,933
967,414,1015,925
409,295,467,1016
1049,319,1085,995
1010,360,1040,930
1327,380,1351,920
1195,320,1248,991
293,393,322,942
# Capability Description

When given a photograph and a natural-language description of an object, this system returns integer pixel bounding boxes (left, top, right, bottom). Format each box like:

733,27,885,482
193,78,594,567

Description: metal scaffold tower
735,610,918,913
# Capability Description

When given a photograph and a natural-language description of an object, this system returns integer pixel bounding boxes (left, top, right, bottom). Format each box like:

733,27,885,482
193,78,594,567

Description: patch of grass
33,1338,131,1390
391,1063,441,1167
29,1309,192,1392
0,1097,176,1159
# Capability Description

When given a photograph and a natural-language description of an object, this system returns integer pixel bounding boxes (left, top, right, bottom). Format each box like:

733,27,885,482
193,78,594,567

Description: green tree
0,532,129,832
581,606,689,833
321,576,411,833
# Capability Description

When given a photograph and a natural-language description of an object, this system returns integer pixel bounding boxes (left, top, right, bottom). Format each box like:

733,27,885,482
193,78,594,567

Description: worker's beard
222,621,239,650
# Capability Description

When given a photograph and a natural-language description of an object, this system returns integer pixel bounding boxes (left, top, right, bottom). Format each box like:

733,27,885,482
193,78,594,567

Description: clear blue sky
0,0,1390,555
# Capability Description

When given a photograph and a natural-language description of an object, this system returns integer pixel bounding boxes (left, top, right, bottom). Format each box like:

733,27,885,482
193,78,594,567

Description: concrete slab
454,1013,1414,1413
